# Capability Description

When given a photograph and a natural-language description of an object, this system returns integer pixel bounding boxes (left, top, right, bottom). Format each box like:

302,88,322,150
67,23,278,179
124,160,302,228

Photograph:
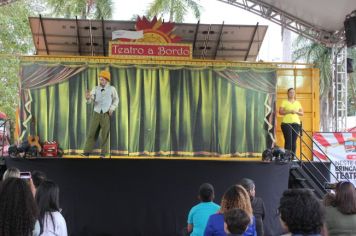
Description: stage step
289,165,328,199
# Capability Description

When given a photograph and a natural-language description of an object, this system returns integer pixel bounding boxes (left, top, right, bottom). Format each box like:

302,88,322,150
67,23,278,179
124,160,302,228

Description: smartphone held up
20,172,31,179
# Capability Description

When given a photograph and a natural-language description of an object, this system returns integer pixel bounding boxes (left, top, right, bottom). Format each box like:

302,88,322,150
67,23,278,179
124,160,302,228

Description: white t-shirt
40,211,67,236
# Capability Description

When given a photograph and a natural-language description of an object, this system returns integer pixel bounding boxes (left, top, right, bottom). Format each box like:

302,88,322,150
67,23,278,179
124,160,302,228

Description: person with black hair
279,88,303,154
0,178,39,236
224,209,250,236
31,170,47,189
324,181,356,236
279,189,324,236
187,183,220,236
35,180,67,235
238,178,265,236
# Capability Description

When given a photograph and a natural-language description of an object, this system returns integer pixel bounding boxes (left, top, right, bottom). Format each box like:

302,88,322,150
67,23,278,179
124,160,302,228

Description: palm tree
45,0,113,19
347,49,356,117
147,0,201,23
293,35,356,130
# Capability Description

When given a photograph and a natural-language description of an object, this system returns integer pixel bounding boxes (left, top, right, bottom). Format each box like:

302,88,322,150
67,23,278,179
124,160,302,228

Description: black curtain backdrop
5,158,290,236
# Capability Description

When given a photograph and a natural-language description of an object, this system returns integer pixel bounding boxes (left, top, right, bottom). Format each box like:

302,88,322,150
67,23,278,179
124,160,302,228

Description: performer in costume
82,70,119,158
279,88,303,154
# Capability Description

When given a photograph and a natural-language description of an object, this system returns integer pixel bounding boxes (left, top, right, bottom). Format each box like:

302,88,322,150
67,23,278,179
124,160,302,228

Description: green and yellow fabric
19,59,277,158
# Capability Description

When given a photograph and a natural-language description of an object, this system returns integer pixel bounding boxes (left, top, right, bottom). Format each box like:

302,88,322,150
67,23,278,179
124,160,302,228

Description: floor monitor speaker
345,15,356,47
347,58,354,73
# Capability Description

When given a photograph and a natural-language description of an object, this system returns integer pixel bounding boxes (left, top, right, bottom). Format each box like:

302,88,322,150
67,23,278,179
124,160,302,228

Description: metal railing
286,123,346,193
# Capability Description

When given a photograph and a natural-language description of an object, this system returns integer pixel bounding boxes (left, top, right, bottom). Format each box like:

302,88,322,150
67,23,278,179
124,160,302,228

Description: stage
9,51,324,236
4,158,292,236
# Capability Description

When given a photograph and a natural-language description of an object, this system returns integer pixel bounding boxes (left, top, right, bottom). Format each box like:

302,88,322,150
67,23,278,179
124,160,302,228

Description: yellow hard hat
99,70,111,81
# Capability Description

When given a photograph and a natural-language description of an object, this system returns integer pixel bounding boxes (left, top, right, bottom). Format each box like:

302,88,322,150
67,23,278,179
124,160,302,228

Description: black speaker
347,58,354,73
344,15,356,47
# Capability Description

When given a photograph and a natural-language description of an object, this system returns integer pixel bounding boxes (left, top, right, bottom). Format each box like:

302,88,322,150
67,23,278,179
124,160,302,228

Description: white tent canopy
218,0,356,45
261,0,355,32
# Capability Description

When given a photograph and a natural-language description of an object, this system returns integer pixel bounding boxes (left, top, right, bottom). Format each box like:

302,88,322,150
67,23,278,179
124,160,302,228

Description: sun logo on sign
123,16,182,44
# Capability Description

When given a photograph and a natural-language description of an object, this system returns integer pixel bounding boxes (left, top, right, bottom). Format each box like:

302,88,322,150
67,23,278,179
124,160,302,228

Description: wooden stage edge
63,155,262,161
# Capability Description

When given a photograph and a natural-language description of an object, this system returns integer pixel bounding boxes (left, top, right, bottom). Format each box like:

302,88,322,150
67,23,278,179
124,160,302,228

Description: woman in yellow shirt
279,88,304,154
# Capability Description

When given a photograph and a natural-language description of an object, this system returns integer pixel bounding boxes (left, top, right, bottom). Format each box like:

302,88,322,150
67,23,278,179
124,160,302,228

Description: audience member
238,178,265,236
279,189,324,236
0,177,38,236
204,185,257,236
32,170,47,189
224,209,250,236
324,181,356,236
2,166,20,180
323,192,335,207
36,180,68,236
187,183,220,236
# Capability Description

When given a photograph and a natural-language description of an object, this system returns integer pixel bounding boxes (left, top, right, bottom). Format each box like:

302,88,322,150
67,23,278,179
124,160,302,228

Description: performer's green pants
84,112,110,156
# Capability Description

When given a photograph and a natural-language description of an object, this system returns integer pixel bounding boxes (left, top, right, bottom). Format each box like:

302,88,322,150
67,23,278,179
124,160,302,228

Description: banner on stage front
313,132,356,186
109,42,192,60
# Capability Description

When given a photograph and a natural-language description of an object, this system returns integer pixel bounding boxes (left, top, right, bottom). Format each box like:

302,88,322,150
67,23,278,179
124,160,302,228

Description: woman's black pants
281,123,300,154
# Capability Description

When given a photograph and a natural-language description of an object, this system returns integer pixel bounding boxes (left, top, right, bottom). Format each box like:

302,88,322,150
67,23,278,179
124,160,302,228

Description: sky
112,0,286,61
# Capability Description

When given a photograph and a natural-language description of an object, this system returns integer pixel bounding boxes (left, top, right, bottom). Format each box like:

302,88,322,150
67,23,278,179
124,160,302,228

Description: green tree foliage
0,1,34,121
293,36,332,98
44,0,113,19
293,35,356,129
147,0,201,22
347,49,356,117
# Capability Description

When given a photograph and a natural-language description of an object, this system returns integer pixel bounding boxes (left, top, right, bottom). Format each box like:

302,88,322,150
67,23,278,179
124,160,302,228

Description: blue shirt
292,234,321,236
188,202,220,236
204,213,257,236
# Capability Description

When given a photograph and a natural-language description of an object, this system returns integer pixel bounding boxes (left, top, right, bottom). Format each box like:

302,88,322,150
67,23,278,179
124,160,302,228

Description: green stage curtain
20,63,276,157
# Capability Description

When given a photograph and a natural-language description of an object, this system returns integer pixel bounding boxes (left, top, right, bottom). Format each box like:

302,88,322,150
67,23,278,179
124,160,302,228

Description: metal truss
332,45,348,131
216,0,344,46
217,0,349,131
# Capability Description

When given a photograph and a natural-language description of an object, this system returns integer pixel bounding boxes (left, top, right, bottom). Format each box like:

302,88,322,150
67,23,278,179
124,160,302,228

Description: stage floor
64,154,263,161
5,158,290,236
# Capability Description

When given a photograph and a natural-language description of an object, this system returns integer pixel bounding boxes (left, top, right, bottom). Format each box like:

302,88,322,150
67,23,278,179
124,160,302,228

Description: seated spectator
279,189,324,236
324,181,356,236
224,209,250,236
204,185,256,236
0,177,38,236
187,183,220,236
238,178,265,236
32,170,47,189
2,167,20,180
36,180,68,236
323,192,335,207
